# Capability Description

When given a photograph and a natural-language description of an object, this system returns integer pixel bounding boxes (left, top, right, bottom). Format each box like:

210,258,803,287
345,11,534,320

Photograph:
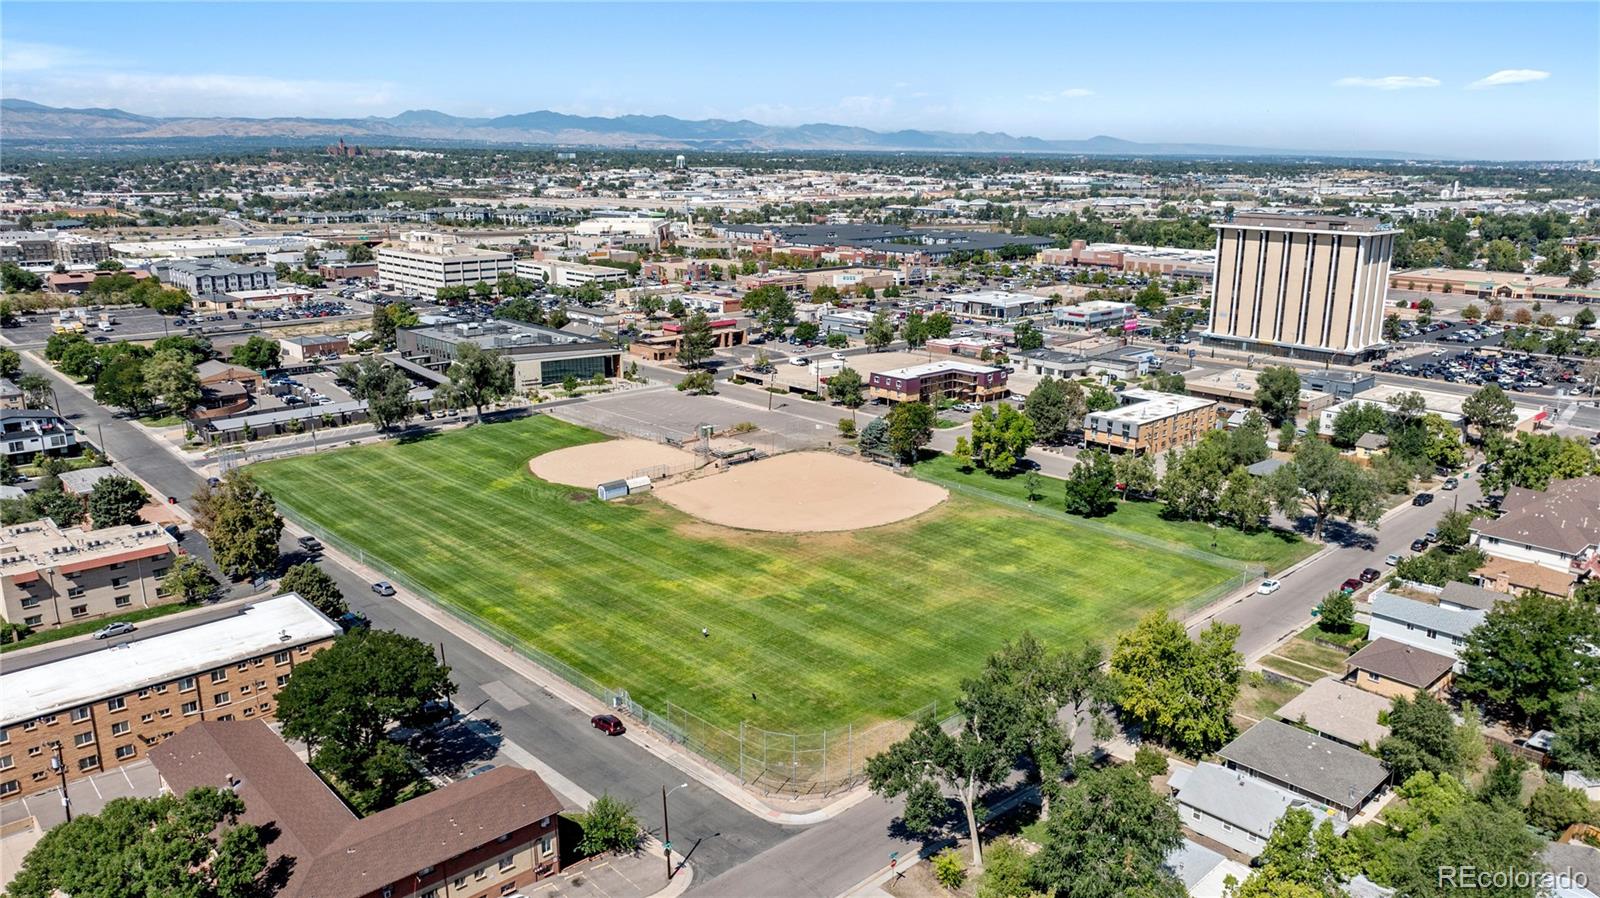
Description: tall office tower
1204,212,1399,363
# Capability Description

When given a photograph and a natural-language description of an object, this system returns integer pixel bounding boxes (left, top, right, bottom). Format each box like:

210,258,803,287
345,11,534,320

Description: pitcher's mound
530,439,699,489
656,452,948,532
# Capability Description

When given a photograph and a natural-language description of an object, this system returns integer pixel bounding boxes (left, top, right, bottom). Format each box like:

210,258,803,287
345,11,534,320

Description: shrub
977,837,1033,898
1320,590,1355,633
837,418,857,438
1526,780,1596,834
1132,746,1168,779
576,793,641,856
932,847,967,890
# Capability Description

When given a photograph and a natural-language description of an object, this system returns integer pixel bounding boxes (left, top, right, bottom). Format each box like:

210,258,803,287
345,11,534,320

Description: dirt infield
528,439,700,489
656,452,948,532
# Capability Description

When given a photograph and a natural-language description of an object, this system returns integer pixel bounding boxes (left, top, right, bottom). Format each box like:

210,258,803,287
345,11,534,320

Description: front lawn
1,602,197,654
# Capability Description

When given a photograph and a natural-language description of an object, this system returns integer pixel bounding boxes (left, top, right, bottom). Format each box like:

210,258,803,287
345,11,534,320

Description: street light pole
662,782,688,880
49,742,71,821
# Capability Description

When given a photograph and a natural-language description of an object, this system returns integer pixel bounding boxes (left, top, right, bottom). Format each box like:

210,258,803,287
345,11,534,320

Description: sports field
253,416,1238,735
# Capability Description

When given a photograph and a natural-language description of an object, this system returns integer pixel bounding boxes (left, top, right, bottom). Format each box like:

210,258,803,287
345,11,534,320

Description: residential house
0,409,79,461
1343,637,1455,698
1471,476,1599,597
1170,761,1349,858
1274,678,1392,749
1368,588,1484,661
1216,719,1390,815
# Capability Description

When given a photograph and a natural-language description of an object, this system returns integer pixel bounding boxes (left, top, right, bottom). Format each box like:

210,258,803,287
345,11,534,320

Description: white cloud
1027,88,1096,103
0,41,101,73
1333,75,1441,90
1468,69,1551,89
10,71,398,117
836,95,895,119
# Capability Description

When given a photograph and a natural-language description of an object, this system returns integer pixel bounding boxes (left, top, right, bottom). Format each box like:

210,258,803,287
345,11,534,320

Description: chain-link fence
282,503,944,797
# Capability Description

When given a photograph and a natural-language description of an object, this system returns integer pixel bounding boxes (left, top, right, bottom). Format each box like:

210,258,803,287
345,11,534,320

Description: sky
2,2,1595,160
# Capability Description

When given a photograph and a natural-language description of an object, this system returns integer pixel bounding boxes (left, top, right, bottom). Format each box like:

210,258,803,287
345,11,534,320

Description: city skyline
1,1,1596,160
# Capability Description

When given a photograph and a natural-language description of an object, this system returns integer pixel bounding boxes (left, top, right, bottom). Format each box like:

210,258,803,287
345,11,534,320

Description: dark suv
1412,493,1434,507
590,714,626,736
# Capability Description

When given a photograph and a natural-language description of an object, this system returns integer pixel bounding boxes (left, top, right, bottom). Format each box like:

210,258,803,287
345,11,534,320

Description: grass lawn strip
0,602,197,654
255,417,1233,736
1257,655,1329,684
1274,638,1352,676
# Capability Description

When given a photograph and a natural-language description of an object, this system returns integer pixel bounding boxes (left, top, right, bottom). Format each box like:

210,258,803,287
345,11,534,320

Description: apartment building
1,409,80,461
151,720,564,898
1083,388,1217,455
0,594,340,797
0,231,111,267
867,361,1009,404
0,520,181,631
153,258,277,296
377,232,516,298
1205,213,1398,364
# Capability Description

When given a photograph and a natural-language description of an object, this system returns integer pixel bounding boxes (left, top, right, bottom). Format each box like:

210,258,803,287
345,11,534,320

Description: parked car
1410,538,1429,552
371,581,396,597
790,356,808,366
1425,528,1439,542
590,714,626,736
1360,568,1381,583
1340,578,1363,593
335,612,370,632
1442,477,1459,490
1385,553,1404,566
1412,493,1434,507
297,535,322,553
1257,578,1281,595
93,621,136,640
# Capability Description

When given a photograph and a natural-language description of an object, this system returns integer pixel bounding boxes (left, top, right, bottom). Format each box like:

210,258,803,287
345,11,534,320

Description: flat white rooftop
953,290,1039,309
1091,388,1216,423
1,594,340,726
877,360,1002,379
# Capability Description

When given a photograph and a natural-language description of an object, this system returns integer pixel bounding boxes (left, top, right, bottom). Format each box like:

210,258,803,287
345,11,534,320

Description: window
115,745,136,760
181,701,199,716
179,677,196,692
159,709,172,718
419,866,435,876
70,604,87,617
539,834,554,857
137,689,150,699
421,891,438,898
26,746,39,758
70,708,90,723
275,674,289,687
213,692,231,706
240,684,252,695
21,722,36,733
274,651,290,665
154,684,168,694
20,596,39,609
110,577,127,588
454,879,466,891
107,697,125,712
140,714,154,724
77,755,99,772
0,755,11,771
0,781,17,797
499,856,515,872
30,771,46,782
110,722,130,737
23,615,41,628
236,662,248,673
109,562,125,571
0,728,7,746
114,595,131,608
243,708,255,718
216,714,233,722
209,670,228,684
475,867,488,881
73,732,95,747
500,885,517,896
67,588,85,600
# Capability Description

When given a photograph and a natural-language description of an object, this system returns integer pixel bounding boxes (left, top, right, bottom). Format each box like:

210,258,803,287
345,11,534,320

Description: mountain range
0,99,1427,159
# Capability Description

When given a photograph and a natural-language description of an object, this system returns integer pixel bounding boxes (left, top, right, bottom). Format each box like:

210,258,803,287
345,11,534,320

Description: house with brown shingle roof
150,720,566,898
1471,476,1600,597
1342,637,1455,699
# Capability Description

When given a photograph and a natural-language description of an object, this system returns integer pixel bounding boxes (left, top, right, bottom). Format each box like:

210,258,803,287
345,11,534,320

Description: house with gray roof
1438,581,1508,612
1368,588,1484,661
1216,719,1390,814
1472,476,1599,594
1275,678,1392,749
1170,761,1348,858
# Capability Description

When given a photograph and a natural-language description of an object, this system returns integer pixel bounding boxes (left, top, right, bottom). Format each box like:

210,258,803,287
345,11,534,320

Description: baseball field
253,415,1240,736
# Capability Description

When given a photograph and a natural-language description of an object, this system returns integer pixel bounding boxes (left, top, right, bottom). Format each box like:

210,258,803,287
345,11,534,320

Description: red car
590,714,626,736
1340,578,1364,593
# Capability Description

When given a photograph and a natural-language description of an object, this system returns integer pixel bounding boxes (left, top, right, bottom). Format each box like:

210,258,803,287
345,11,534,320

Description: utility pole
662,782,688,880
49,742,71,821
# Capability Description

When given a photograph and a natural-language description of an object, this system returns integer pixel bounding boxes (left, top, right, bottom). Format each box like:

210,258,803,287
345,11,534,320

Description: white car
831,352,847,360
1257,578,1281,595
789,356,808,366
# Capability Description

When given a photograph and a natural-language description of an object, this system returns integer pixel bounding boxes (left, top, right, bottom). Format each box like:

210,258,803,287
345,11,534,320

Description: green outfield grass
914,455,1318,573
253,416,1237,735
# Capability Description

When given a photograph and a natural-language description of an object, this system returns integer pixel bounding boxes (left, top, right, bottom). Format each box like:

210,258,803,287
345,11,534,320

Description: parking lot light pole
49,742,71,821
662,782,688,880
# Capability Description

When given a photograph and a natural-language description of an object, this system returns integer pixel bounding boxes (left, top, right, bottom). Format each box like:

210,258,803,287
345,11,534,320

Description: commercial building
1053,300,1137,331
45,268,154,295
516,258,630,291
628,318,746,361
944,290,1049,321
398,320,621,389
1,409,80,461
1216,719,1389,816
571,215,673,252
1186,368,1336,416
1083,389,1217,455
1301,369,1375,401
1315,383,1545,435
1388,267,1594,303
377,232,516,298
280,333,350,363
1204,213,1399,364
820,309,876,336
0,594,340,797
1038,240,1216,281
153,258,277,297
867,361,1008,404
151,720,564,898
0,520,180,631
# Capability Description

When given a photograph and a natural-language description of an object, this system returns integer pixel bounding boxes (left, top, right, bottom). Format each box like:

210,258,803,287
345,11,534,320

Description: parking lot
0,759,162,832
1379,343,1593,398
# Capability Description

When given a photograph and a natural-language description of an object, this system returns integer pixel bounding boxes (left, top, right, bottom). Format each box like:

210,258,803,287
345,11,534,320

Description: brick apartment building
0,519,181,631
0,594,339,798
152,720,566,898
867,361,1009,404
1083,388,1218,455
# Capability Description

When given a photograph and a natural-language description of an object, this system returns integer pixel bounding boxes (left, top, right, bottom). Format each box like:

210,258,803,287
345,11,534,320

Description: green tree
858,418,889,456
675,310,716,368
1434,508,1473,550
1422,414,1465,469
339,356,413,432
975,837,1032,898
17,372,54,410
827,367,864,411
143,347,202,414
444,342,515,421
546,305,571,328
968,403,1034,472
826,331,848,349
94,353,151,414
677,369,715,394
1478,746,1528,806
1458,591,1600,728
6,787,268,898
1383,313,1403,342
902,310,928,348
1109,614,1241,756
1482,431,1598,491
792,321,820,343
926,311,954,339
1330,402,1389,449
277,562,348,618
1379,692,1464,782
87,475,148,529
1572,260,1597,288
932,848,967,890
1319,589,1355,634
864,309,896,351
885,401,934,462
193,472,283,579
575,794,642,856
347,242,374,263
229,335,281,371
1483,238,1524,273
1012,320,1044,351
1552,691,1600,779
1217,464,1271,531
1278,419,1296,452
758,291,796,334
1461,384,1517,445
275,629,454,813
1114,452,1157,499
0,263,44,292
1525,780,1595,834
1022,376,1085,445
370,302,419,350
1030,764,1185,898
163,554,220,603
28,486,83,527
1062,449,1118,517
1085,384,1118,413
493,296,545,325
1267,438,1383,540
0,347,19,380
1233,808,1356,898
1254,365,1302,427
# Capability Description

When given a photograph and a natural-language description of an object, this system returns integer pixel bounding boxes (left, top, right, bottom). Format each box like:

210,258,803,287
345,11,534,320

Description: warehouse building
398,320,621,388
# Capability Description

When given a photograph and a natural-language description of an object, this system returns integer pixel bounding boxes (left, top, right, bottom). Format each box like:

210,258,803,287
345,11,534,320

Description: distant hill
0,98,1429,159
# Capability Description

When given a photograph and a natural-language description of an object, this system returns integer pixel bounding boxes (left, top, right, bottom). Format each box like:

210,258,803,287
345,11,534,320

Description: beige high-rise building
1204,213,1398,362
